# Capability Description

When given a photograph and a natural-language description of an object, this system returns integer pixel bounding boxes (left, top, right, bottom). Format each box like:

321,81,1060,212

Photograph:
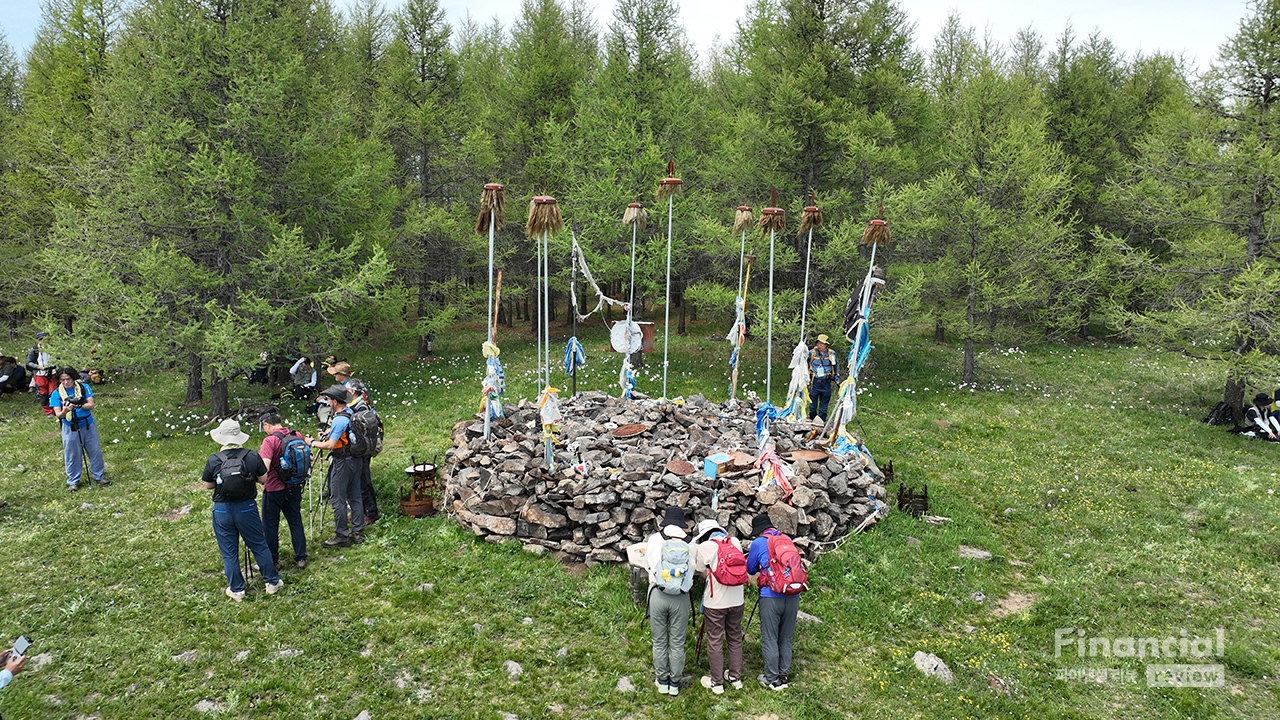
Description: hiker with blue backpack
747,515,809,691
692,519,749,695
645,506,694,696
258,411,310,570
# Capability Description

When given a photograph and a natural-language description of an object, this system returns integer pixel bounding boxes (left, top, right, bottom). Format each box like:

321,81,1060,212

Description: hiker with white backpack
691,519,748,695
645,506,694,696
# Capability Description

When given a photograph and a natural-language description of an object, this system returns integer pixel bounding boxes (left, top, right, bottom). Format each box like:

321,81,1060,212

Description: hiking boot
352,532,365,545
295,558,308,569
700,676,724,695
364,514,379,526
67,483,78,492
265,579,284,595
322,535,351,547
225,587,245,602
94,477,110,486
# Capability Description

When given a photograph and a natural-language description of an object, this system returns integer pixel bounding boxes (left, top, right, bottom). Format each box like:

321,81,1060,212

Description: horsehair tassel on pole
528,196,562,390
733,205,754,235
862,202,889,247
658,162,683,402
799,189,822,342
622,202,648,230
760,188,784,405
480,183,505,345
476,182,506,235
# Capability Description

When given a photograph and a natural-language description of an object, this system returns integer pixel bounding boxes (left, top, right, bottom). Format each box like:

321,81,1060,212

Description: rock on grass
504,660,524,679
912,651,954,684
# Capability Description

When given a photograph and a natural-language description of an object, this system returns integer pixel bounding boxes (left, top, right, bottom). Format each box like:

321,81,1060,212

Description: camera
69,397,87,407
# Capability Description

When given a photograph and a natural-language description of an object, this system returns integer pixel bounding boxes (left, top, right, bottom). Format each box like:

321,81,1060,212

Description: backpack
760,531,809,596
345,405,383,459
214,449,256,502
275,430,312,486
1203,401,1235,426
654,538,693,595
708,536,749,596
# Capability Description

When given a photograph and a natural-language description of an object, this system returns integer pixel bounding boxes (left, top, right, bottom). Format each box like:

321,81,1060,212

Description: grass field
0,318,1276,719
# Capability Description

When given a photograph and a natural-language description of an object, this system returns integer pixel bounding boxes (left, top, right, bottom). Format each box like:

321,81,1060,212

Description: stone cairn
444,391,888,564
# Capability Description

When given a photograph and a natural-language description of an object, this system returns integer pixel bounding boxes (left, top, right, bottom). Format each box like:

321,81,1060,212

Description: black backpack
215,449,256,502
1203,401,1236,426
345,406,383,459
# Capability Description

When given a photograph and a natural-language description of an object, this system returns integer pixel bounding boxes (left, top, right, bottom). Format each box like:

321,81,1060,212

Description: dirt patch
161,504,193,522
992,591,1035,617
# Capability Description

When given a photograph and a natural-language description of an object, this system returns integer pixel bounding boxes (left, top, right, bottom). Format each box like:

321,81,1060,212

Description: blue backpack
276,430,312,485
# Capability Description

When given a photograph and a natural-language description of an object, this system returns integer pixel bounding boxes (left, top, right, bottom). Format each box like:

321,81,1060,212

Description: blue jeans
261,486,307,566
61,420,106,487
213,499,280,592
808,381,832,422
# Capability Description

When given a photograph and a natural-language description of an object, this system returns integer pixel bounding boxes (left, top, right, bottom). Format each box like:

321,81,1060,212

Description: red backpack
709,536,749,595
761,531,808,595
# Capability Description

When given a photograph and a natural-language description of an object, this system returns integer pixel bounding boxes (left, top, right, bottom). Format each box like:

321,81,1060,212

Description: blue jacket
746,529,787,598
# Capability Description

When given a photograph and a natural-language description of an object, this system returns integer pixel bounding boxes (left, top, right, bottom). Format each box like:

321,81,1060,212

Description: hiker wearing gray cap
305,385,365,547
645,506,694,696
201,418,283,601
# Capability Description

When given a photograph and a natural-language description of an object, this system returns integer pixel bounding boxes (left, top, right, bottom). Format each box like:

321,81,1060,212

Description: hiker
289,357,317,400
258,411,309,570
201,418,283,601
645,506,694,696
747,514,809,690
692,519,747,694
327,362,379,523
25,332,56,416
305,385,365,547
1244,393,1280,440
49,366,108,491
0,356,25,396
807,334,839,423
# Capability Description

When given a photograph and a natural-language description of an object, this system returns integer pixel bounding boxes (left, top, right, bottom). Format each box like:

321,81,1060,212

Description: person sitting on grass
0,356,25,396
289,357,317,400
1244,392,1280,441
202,418,284,601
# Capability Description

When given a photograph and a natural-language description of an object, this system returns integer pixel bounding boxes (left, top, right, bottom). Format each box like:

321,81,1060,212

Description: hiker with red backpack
644,506,694,696
692,519,748,695
258,411,310,570
746,514,809,690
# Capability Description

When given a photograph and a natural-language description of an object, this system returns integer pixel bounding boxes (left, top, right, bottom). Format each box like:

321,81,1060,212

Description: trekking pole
744,594,759,633
694,612,706,663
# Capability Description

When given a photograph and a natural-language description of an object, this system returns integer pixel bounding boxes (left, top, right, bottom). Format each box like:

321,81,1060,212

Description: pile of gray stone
443,391,888,564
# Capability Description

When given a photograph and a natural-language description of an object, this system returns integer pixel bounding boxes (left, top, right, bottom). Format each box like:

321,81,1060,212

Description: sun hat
750,514,775,538
327,361,352,376
35,331,49,340
660,506,689,538
1254,392,1272,406
209,418,250,446
319,385,351,404
693,518,727,544
816,334,829,344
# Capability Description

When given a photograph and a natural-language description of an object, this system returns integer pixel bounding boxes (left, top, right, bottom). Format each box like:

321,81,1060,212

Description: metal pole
535,225,542,385
488,208,495,345
800,226,813,343
662,193,673,401
766,226,775,405
543,228,551,390
571,250,578,397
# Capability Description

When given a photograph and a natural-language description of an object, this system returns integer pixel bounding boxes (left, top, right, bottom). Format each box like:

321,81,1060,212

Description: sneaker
352,532,365,545
780,674,790,689
758,673,785,690
364,514,379,526
700,676,724,695
728,676,743,690
669,682,679,697
94,477,110,486
295,558,308,569
655,681,669,695
265,579,284,595
322,535,351,547
225,587,245,602
67,483,79,492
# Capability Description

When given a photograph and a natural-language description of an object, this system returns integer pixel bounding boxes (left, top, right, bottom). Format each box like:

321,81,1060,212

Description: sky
0,0,1252,73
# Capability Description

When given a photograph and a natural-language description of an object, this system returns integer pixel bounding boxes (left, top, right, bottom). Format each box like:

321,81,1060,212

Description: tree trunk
64,315,74,334
1224,376,1246,426
962,283,978,385
678,294,686,334
934,319,945,343
185,353,203,404
550,290,557,323
210,367,229,419
530,289,539,335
